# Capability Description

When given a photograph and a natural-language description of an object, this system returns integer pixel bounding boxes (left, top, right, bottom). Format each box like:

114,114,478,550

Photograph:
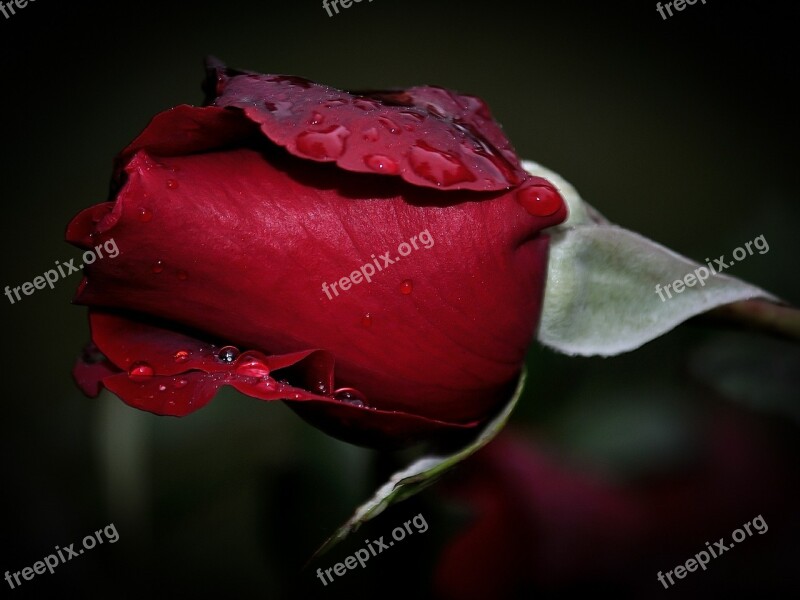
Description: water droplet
176,270,188,281
409,142,476,186
217,345,240,364
313,380,330,395
333,387,368,407
295,125,350,160
173,350,190,363
516,183,563,217
234,353,271,378
137,208,153,222
158,384,167,392
361,313,373,329
128,361,154,381
378,117,402,134
166,179,179,190
400,110,425,122
173,378,189,389
151,260,164,274
364,154,399,175
354,98,380,111
362,127,380,142
310,111,324,125
324,99,347,108
400,279,413,295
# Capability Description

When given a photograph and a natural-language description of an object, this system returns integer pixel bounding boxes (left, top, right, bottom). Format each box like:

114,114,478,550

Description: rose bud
66,59,567,449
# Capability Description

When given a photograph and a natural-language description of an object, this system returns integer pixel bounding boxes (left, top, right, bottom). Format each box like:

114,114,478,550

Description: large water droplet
516,183,563,217
217,345,240,364
399,279,413,295
353,98,380,111
173,350,190,363
264,100,294,118
362,127,380,142
128,361,154,381
234,352,271,378
296,125,350,160
364,154,399,175
137,208,153,222
333,387,368,407
409,142,476,186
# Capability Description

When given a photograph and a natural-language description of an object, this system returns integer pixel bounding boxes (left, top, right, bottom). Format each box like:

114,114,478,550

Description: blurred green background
1,1,798,598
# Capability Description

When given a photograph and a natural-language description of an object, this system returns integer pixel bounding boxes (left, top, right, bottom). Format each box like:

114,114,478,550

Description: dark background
1,1,798,598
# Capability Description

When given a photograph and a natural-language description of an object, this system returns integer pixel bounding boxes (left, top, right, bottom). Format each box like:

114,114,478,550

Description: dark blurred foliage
1,1,797,598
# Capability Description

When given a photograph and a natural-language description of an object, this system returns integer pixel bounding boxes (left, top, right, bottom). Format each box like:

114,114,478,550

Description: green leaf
523,161,777,356
308,369,526,561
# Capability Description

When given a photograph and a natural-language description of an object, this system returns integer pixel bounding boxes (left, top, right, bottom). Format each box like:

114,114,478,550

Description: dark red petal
81,311,478,447
112,105,257,183
72,342,120,398
207,66,528,191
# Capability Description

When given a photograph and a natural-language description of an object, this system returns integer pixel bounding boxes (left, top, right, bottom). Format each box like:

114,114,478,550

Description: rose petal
80,310,478,447
205,62,528,191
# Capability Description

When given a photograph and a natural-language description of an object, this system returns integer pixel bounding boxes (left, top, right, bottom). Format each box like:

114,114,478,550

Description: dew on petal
173,378,189,389
128,361,154,381
361,313,373,329
234,352,271,378
377,117,402,134
217,345,240,364
409,142,476,186
137,208,153,222
312,379,330,395
362,127,380,142
400,279,413,295
158,384,167,392
166,179,179,190
333,387,368,408
353,98,380,111
364,154,400,175
173,350,190,363
151,260,164,274
516,183,563,217
295,125,350,160
310,111,325,125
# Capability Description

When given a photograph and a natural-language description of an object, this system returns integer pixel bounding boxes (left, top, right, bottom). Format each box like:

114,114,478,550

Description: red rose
67,59,567,448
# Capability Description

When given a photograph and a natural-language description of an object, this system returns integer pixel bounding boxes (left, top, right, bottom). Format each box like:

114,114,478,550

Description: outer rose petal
204,62,528,191
76,311,479,448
